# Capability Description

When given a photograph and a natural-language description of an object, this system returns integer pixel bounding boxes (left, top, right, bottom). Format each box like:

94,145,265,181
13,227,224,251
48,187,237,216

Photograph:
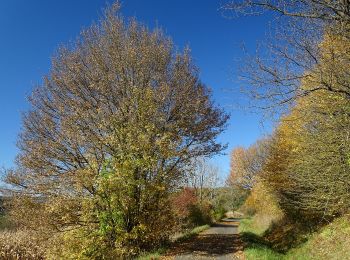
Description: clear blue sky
0,0,272,180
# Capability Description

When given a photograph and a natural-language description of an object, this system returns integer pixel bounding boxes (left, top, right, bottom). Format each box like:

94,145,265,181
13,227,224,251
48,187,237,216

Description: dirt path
161,218,244,259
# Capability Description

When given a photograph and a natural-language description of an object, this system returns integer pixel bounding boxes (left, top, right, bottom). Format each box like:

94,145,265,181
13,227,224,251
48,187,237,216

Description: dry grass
0,229,47,260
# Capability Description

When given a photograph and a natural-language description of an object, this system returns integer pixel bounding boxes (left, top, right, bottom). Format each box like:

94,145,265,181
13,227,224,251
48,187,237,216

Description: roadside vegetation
226,1,350,258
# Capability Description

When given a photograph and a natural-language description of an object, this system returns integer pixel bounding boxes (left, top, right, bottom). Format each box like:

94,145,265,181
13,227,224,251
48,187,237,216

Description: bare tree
223,0,350,113
225,1,350,22
186,158,221,203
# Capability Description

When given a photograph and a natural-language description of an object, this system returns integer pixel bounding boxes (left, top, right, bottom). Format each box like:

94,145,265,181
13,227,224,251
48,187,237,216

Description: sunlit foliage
4,3,228,258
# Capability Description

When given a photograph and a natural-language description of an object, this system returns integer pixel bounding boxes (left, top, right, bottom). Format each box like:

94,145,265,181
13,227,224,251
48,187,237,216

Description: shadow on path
166,234,242,257
163,220,244,259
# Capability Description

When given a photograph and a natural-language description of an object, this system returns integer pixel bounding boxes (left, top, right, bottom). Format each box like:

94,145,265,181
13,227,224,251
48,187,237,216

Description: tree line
227,0,350,228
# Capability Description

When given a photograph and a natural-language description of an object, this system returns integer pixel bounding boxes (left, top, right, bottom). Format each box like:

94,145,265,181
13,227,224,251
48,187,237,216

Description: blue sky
0,0,272,180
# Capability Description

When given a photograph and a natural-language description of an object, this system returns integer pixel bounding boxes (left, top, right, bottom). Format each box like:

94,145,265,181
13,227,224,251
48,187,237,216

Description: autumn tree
4,3,228,258
228,138,270,190
262,32,350,219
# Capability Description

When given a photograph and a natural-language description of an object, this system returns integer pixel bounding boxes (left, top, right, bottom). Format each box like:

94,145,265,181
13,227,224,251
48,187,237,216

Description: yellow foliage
241,179,283,221
262,31,350,218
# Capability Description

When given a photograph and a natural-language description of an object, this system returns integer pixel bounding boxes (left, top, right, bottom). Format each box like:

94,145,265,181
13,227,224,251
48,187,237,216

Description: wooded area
226,0,350,259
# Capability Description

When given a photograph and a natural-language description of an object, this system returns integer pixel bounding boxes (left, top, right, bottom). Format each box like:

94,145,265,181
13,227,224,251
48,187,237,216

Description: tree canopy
4,4,228,258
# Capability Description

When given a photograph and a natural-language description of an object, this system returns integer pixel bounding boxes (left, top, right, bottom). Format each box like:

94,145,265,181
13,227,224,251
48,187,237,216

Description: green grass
245,245,284,260
239,218,268,236
239,217,284,259
136,247,167,260
284,215,350,260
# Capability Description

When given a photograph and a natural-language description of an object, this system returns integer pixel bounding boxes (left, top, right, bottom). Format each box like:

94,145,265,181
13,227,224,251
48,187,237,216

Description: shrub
213,204,226,221
171,188,198,229
188,202,213,226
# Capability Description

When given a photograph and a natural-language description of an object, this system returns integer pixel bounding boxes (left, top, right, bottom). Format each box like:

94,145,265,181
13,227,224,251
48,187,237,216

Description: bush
171,188,198,229
172,187,228,230
213,204,226,221
188,202,213,226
